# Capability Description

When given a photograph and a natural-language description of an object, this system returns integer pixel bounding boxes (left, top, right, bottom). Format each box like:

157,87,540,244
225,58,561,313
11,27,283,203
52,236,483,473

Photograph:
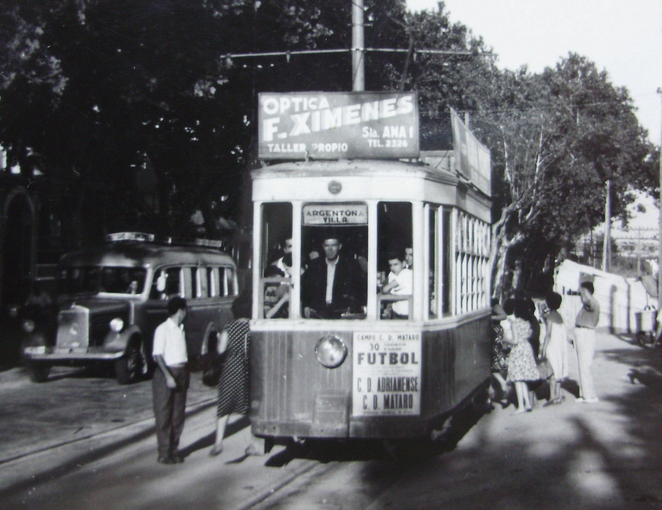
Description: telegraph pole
352,0,365,91
603,179,611,272
658,90,662,302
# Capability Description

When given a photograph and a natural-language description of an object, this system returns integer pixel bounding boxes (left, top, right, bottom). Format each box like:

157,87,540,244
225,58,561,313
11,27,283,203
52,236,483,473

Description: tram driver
301,234,366,319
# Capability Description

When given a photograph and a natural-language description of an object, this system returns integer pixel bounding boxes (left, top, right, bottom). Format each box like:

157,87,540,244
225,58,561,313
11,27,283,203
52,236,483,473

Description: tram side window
377,202,412,320
261,203,292,319
442,209,452,315
428,206,438,319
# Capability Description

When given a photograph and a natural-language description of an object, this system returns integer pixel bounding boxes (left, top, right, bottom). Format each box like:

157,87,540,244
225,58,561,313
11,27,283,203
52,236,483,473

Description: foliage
469,55,656,296
0,0,657,297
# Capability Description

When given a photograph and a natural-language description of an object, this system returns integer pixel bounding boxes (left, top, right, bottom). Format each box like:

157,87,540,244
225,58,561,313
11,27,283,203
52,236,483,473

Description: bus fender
104,325,142,355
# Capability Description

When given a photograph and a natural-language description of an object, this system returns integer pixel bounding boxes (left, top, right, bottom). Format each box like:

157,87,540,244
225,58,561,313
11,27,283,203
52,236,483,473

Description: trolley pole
352,0,365,92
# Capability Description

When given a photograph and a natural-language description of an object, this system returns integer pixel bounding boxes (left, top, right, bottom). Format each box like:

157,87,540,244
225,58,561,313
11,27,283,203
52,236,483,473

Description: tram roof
251,152,490,199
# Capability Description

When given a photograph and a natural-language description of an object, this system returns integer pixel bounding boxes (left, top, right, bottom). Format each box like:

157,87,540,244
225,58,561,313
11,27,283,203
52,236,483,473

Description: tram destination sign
352,331,422,417
258,92,419,160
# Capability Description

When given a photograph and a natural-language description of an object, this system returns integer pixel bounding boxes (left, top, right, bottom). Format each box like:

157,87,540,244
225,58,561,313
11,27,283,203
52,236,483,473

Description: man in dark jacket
302,236,366,319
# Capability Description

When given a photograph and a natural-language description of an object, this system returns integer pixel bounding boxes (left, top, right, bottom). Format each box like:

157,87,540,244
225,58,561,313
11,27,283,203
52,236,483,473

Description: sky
406,0,662,145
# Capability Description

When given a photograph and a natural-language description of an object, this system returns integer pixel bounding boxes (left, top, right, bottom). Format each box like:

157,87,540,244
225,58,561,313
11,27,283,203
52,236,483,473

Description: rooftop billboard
258,92,419,160
450,108,491,197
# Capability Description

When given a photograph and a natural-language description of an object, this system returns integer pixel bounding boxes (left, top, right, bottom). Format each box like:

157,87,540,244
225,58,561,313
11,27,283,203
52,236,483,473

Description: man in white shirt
152,297,189,464
382,252,413,318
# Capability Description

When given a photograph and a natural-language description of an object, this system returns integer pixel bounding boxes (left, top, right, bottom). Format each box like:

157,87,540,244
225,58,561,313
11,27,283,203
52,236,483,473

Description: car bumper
24,346,124,361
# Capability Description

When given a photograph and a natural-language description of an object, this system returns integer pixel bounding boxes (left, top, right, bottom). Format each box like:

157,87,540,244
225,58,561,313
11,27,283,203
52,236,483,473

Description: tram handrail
258,277,292,319
377,294,413,320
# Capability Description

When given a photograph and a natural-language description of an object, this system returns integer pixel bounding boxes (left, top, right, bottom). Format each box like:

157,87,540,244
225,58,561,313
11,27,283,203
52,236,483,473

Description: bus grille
56,306,90,353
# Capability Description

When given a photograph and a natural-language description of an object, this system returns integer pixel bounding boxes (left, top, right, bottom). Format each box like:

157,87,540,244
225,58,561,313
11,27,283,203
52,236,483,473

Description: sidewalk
2,329,661,510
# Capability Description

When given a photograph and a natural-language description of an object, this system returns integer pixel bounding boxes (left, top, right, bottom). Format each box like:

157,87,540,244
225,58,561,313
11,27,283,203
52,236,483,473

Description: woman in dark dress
210,295,257,456
490,298,509,404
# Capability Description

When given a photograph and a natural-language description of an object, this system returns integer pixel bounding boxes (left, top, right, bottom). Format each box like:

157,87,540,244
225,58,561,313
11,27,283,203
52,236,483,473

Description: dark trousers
152,365,189,458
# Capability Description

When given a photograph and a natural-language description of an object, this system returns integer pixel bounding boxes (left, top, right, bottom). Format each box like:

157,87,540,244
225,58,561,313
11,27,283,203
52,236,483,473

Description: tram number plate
352,331,422,417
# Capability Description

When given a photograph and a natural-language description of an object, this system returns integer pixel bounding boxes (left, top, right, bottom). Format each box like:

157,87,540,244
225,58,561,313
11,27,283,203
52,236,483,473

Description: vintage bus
22,232,238,384
249,95,493,450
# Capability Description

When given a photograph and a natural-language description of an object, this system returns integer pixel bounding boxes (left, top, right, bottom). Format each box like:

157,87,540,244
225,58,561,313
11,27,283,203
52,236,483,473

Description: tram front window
300,202,368,319
260,202,293,319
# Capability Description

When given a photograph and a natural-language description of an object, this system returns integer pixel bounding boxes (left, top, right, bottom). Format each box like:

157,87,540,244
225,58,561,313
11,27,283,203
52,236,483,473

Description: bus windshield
58,267,147,296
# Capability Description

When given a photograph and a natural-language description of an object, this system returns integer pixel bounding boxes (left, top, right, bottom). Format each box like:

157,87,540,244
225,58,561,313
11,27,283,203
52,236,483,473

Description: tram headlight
314,335,347,369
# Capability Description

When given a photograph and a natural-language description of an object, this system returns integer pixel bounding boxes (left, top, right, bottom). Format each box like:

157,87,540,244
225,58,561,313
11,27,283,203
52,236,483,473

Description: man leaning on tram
301,234,366,319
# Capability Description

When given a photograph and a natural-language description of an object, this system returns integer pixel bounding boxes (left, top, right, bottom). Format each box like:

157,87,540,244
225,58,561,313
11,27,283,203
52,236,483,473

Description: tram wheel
383,438,438,464
26,361,50,383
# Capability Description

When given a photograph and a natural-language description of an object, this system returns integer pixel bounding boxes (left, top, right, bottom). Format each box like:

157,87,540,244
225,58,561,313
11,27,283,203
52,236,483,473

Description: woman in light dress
502,298,540,414
540,292,569,405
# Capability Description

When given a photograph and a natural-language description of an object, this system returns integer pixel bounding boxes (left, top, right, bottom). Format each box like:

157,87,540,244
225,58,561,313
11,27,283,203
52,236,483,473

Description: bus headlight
22,319,36,333
109,318,124,333
314,335,347,369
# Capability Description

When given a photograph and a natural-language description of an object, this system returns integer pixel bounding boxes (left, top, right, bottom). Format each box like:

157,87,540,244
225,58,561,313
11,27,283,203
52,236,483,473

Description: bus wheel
115,340,145,385
26,361,50,383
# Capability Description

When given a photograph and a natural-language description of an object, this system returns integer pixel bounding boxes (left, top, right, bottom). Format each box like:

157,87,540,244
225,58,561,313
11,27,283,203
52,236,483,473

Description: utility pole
603,179,611,272
658,90,662,302
352,0,365,92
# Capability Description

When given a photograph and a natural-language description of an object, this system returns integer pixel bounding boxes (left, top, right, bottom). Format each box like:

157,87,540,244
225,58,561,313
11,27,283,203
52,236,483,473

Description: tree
471,54,656,296
0,0,412,241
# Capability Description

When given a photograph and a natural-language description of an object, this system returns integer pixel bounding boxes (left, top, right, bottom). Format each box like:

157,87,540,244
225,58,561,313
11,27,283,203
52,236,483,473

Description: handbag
536,357,554,380
201,353,223,387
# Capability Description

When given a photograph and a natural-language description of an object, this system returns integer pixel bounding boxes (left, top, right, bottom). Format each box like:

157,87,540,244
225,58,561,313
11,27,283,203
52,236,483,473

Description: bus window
184,267,196,298
377,202,412,320
164,267,182,297
207,267,218,297
226,266,237,296
300,202,368,320
199,267,209,297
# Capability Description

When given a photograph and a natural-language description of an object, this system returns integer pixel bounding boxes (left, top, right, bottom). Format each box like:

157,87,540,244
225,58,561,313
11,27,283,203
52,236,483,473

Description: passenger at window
265,253,292,278
301,236,366,319
264,281,290,319
404,247,413,269
381,252,412,319
270,238,293,277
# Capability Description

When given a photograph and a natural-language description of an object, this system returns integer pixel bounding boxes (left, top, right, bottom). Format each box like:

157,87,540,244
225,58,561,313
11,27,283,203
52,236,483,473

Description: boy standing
382,252,413,318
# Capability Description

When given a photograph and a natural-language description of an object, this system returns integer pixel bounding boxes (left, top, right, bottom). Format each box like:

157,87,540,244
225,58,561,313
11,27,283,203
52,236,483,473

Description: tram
249,92,492,447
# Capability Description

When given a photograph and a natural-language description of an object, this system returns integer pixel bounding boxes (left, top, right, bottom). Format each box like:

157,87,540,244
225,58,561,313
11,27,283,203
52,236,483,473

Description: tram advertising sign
352,331,422,417
258,92,419,160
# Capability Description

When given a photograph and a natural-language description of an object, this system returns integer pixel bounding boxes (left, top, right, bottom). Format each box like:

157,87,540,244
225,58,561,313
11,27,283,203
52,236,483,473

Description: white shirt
388,268,413,316
326,257,338,304
152,317,188,366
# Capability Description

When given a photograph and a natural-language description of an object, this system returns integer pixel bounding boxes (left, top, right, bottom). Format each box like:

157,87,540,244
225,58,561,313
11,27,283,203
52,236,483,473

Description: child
381,252,413,319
